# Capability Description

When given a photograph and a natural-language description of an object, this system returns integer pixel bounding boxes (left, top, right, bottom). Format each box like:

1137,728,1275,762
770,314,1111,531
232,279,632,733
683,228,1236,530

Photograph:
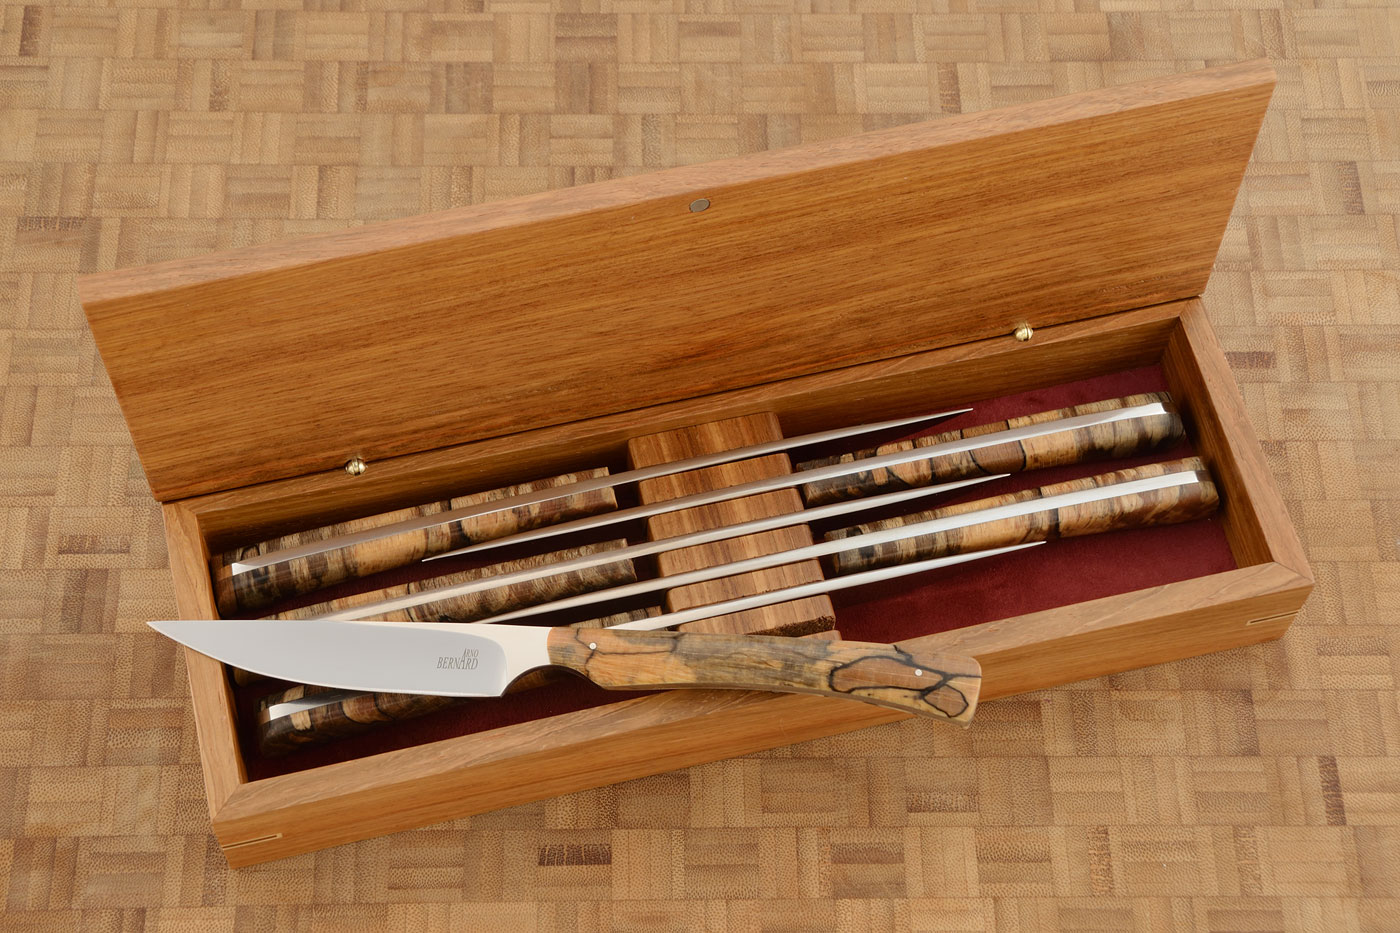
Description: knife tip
147,618,179,637
148,618,204,645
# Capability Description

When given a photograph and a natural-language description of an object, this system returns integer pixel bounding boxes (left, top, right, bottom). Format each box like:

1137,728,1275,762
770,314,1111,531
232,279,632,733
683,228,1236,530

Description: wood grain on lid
78,61,1275,502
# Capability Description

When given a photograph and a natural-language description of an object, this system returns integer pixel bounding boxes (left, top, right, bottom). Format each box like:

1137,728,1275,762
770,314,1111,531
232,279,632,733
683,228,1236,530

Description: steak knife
151,618,983,725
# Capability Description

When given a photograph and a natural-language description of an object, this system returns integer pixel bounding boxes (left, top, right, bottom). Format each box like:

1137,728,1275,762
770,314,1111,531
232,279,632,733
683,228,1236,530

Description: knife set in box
79,60,1310,866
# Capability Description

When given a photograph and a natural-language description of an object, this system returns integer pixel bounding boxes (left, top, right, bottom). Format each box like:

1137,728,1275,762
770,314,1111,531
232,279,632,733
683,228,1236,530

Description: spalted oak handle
546,628,981,724
212,469,618,616
824,458,1218,576
798,393,1182,506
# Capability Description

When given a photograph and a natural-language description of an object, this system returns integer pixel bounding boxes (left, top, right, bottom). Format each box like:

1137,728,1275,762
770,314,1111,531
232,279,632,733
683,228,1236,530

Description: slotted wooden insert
627,413,836,636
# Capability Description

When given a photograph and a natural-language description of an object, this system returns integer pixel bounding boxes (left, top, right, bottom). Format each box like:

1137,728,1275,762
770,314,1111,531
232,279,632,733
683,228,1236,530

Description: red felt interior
237,363,1237,781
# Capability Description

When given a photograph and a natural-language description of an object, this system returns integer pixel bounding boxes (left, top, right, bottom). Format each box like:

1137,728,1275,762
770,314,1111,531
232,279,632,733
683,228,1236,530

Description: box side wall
163,502,247,812
214,563,1307,866
912,563,1308,699
1165,303,1312,575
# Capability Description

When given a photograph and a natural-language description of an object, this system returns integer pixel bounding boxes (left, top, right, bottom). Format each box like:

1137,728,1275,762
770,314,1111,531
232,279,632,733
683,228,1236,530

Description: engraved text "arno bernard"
437,647,480,670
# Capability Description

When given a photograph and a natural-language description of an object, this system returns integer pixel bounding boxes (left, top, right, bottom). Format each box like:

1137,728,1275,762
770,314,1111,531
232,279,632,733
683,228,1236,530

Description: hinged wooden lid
79,60,1274,502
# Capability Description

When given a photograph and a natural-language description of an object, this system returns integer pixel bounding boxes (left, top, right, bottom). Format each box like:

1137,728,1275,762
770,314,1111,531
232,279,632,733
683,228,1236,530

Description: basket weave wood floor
2,1,1397,930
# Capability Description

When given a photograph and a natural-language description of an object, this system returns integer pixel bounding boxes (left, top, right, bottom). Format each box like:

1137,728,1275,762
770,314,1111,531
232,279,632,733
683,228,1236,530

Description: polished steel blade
609,543,1043,631
441,400,1172,559
230,407,971,575
150,617,550,697
324,474,1003,622
481,464,1199,624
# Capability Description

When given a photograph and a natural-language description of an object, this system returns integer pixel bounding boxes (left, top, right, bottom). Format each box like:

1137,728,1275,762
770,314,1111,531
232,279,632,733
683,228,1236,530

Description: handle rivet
344,457,367,476
589,642,597,650
914,669,923,677
689,198,710,213
1013,322,1034,342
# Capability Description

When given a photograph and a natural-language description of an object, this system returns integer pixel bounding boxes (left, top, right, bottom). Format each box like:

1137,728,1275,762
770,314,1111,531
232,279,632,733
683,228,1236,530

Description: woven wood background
1,0,1397,927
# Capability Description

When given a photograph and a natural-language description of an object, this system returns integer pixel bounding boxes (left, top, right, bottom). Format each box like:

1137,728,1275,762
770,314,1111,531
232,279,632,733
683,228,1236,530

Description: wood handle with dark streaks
274,539,637,624
255,607,659,757
212,468,619,616
823,458,1218,576
257,685,463,758
547,628,981,724
798,393,1183,506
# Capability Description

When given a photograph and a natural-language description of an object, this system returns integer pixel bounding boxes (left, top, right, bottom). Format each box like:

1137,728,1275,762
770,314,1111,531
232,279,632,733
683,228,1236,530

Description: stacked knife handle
211,468,623,617
796,392,1185,506
821,458,1218,576
210,391,1221,757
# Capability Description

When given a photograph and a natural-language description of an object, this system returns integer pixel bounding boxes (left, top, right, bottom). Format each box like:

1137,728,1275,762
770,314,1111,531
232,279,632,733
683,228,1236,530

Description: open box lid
79,60,1274,503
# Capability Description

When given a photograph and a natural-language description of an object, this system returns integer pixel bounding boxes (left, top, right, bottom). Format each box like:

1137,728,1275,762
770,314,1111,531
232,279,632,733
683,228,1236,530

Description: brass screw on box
344,458,367,476
1014,322,1034,342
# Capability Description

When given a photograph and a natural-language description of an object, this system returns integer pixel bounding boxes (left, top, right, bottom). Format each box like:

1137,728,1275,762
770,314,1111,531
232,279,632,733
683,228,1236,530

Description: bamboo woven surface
1,2,1397,930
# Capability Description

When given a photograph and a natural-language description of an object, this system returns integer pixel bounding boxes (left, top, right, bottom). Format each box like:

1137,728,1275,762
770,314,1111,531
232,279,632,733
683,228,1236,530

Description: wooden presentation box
78,59,1310,866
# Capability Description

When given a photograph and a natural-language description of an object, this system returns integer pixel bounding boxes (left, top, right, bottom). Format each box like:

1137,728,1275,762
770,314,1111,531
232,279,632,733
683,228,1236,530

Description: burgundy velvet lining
237,364,1237,781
